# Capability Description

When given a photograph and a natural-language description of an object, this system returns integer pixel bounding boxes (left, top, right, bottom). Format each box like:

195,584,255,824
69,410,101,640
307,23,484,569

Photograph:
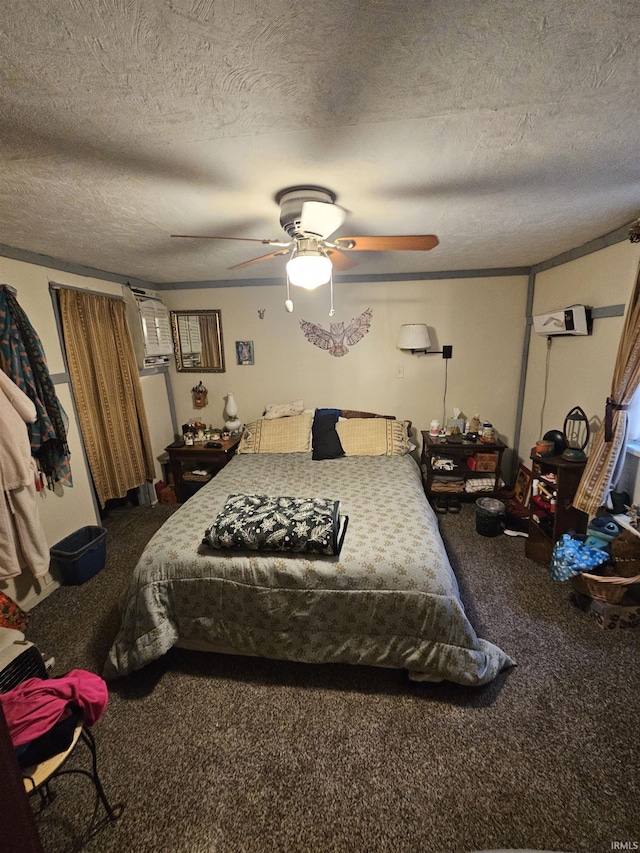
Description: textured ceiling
1,0,639,284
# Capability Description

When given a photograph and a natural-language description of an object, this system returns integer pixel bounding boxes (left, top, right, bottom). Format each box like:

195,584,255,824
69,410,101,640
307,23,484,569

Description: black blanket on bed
203,494,348,555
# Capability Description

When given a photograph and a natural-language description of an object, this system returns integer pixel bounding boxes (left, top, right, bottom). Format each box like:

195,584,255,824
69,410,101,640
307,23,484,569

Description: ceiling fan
171,185,439,313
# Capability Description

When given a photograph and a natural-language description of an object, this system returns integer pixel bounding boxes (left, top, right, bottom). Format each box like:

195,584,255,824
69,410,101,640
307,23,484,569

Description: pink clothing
0,669,108,746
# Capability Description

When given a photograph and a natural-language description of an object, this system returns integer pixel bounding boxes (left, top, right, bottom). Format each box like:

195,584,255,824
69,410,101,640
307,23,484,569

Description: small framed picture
513,463,533,507
235,340,254,365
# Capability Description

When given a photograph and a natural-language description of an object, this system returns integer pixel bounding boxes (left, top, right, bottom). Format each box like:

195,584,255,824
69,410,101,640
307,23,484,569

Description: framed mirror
170,310,225,372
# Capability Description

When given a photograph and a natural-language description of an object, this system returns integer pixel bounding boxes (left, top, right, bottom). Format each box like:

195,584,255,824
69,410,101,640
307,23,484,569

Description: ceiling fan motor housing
276,185,337,238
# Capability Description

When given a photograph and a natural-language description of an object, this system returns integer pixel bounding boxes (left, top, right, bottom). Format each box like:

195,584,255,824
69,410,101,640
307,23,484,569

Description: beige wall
519,241,640,464
163,275,529,473
0,257,173,609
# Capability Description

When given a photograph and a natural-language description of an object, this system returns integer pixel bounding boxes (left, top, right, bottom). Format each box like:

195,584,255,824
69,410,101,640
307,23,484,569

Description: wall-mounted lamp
397,324,453,358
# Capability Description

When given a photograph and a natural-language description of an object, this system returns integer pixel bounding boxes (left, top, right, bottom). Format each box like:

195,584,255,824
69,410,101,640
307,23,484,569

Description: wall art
300,308,372,357
236,340,254,365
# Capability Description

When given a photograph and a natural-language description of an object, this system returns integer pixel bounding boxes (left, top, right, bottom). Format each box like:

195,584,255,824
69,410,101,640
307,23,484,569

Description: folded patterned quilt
203,494,349,555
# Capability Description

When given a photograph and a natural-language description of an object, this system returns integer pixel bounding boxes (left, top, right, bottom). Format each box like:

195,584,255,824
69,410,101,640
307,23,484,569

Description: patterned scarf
0,286,72,488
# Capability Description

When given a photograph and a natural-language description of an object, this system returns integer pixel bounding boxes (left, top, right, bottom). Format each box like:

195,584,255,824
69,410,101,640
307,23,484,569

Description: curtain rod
49,281,125,301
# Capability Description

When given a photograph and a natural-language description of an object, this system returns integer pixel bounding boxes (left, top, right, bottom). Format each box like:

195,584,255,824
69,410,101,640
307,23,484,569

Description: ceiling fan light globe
286,254,332,289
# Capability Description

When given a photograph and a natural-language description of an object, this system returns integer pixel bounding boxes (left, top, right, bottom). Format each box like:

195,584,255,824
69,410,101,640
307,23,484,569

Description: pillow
335,418,410,456
237,412,313,453
312,412,345,460
263,399,304,420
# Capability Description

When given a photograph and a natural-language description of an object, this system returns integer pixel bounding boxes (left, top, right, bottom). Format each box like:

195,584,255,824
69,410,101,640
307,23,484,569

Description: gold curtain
573,259,640,515
58,289,155,508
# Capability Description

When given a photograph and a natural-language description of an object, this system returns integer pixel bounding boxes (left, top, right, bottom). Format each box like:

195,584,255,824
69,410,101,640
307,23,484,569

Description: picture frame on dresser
513,463,533,508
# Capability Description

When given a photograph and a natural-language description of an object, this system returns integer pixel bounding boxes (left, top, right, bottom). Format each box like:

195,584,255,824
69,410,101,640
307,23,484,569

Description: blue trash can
50,526,107,584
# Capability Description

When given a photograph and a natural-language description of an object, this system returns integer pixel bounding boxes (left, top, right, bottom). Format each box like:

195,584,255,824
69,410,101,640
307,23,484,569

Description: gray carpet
23,503,639,853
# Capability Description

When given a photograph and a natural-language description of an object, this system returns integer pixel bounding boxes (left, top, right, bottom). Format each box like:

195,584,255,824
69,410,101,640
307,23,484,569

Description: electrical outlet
395,365,404,379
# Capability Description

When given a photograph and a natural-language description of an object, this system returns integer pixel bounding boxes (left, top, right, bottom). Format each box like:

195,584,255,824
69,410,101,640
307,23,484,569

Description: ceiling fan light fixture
286,251,332,290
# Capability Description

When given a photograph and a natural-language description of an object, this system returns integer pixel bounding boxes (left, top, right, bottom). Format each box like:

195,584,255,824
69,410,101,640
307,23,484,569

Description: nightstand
420,432,507,502
165,435,241,503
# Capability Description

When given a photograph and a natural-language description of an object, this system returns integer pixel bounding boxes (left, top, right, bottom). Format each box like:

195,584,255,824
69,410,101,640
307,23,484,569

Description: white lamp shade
286,254,332,289
397,324,432,350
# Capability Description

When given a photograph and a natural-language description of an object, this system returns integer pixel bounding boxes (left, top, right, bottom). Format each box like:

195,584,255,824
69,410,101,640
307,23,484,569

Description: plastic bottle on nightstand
481,422,494,443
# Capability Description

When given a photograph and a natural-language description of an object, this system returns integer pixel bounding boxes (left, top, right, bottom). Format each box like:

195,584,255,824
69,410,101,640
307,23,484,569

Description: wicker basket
610,529,640,577
571,570,640,604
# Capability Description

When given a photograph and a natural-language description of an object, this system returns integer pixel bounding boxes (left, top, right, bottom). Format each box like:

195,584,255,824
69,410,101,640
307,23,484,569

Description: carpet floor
22,502,639,853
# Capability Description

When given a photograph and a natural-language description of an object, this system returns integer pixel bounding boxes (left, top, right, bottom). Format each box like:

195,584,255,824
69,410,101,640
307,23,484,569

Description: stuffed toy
583,515,622,549
549,515,621,582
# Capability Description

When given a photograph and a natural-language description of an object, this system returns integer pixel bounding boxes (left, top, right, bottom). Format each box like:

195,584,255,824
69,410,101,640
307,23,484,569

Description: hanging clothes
0,286,72,489
0,369,49,579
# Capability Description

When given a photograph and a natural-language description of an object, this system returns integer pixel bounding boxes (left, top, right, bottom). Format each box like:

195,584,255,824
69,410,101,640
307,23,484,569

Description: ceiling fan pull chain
329,271,335,317
285,275,294,313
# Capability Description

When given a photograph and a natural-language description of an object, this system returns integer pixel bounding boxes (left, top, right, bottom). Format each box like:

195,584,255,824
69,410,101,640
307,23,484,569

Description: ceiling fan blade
171,234,290,247
300,201,348,239
334,235,439,251
228,249,291,270
325,248,358,271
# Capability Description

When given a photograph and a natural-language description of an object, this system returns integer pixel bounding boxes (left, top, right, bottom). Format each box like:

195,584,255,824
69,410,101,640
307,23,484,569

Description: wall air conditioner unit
123,286,173,368
533,304,592,337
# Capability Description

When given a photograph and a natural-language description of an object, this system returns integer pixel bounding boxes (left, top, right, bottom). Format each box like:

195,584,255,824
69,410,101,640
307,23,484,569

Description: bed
104,410,514,685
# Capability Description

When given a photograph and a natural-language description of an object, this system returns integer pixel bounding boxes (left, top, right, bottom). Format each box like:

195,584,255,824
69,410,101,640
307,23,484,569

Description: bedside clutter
550,517,640,630
421,432,507,513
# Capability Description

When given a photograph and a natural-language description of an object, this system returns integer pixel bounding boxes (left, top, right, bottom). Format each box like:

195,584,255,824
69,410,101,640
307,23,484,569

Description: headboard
341,409,394,419
341,410,412,434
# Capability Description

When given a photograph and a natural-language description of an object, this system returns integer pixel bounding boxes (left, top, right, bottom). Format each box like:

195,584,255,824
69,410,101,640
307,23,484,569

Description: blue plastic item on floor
50,526,107,585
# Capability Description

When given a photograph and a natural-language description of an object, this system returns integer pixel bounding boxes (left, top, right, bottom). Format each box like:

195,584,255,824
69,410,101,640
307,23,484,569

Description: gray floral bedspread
104,453,514,685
